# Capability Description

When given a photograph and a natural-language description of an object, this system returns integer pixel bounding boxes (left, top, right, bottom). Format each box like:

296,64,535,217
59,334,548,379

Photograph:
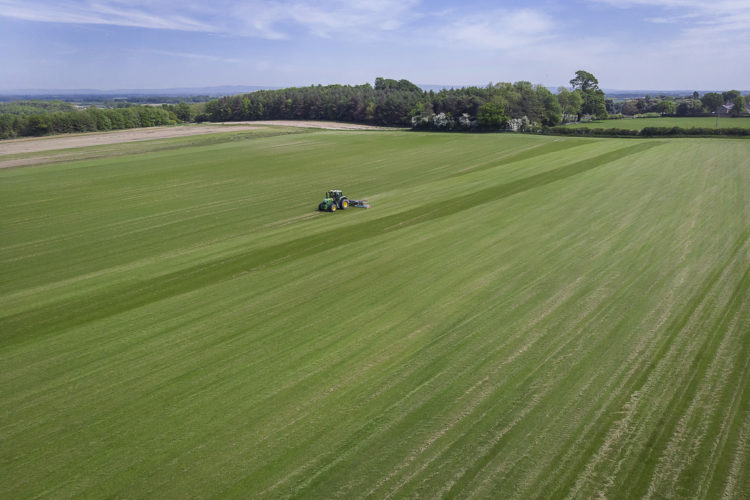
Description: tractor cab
317,189,368,212
318,189,348,212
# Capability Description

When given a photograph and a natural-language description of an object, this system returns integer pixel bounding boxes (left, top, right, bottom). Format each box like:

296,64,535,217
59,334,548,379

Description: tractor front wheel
329,204,337,212
318,203,326,211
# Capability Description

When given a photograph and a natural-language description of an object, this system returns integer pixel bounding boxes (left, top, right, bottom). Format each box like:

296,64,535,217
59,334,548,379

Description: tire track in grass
0,142,662,347
694,305,750,499
720,377,750,499
542,227,750,499
644,294,745,498
251,253,589,497
555,163,710,499
441,266,645,499
640,264,750,499
442,225,748,499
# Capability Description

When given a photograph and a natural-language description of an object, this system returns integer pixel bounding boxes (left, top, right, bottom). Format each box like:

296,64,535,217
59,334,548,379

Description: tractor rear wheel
340,198,349,209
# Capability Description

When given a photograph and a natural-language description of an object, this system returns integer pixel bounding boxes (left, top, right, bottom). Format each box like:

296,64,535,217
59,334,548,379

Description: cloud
438,9,556,50
146,50,241,64
0,0,422,39
590,0,750,34
0,0,215,31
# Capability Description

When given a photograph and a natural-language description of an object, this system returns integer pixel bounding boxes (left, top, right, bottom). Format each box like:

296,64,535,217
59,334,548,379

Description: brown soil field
0,121,395,169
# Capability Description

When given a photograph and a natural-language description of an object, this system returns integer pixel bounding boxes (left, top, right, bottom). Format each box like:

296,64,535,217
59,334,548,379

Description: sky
0,0,748,91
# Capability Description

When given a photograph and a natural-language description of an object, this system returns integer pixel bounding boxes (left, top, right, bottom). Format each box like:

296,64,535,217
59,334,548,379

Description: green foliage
547,125,749,137
722,89,741,103
0,100,75,115
200,78,564,130
557,88,583,121
568,70,607,120
731,95,746,116
583,89,608,120
701,92,724,112
564,116,750,131
374,77,421,93
569,70,599,92
477,100,507,129
0,105,177,138
655,100,677,115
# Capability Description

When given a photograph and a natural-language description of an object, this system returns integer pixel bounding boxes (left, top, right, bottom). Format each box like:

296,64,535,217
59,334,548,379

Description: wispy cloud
146,49,241,64
590,0,750,36
437,8,556,50
0,0,215,31
0,0,423,39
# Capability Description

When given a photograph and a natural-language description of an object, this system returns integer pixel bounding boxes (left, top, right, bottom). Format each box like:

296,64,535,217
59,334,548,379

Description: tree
477,100,507,130
569,70,599,93
374,77,421,93
656,100,676,115
676,99,701,116
569,70,607,120
701,92,723,112
580,89,607,120
722,90,741,103
174,102,192,122
731,95,745,116
622,100,639,116
25,114,50,136
557,88,583,121
536,86,562,126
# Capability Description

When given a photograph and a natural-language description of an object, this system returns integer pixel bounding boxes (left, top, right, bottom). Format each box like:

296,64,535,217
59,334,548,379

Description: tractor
317,189,369,212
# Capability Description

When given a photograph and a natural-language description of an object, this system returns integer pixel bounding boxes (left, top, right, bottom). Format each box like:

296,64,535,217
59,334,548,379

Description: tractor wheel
329,204,337,212
318,203,326,211
340,198,349,210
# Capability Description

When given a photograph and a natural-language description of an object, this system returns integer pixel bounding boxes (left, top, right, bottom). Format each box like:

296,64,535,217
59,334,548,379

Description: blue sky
1,0,748,90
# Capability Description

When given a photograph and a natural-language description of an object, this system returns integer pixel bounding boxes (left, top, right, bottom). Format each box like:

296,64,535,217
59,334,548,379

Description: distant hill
0,85,281,99
2,84,747,101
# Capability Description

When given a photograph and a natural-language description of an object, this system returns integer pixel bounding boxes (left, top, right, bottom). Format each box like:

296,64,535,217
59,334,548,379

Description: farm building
715,103,734,115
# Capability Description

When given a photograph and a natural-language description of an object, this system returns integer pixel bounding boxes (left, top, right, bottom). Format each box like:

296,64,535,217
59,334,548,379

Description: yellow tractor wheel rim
342,201,348,208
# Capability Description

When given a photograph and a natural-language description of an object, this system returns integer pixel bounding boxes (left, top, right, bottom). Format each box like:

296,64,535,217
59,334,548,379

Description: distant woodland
0,104,179,139
1,72,748,139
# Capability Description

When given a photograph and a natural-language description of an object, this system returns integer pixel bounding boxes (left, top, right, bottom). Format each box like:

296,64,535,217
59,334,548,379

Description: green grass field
2,128,750,498
567,116,750,130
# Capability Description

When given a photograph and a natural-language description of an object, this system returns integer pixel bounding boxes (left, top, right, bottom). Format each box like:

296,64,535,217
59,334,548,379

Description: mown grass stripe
453,138,593,177
543,227,750,499
641,263,750,498
704,294,750,498
0,142,660,347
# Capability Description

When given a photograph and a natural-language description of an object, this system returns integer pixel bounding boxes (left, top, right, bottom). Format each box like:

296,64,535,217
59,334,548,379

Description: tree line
607,90,747,117
0,105,179,139
198,72,608,131
3,71,746,140
0,100,76,115
548,125,750,138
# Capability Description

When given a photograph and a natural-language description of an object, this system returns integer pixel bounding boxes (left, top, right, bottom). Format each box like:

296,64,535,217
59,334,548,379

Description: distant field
2,129,749,498
568,116,750,130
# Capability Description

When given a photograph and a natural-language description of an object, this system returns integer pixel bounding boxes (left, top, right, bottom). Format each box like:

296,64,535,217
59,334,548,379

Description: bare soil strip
0,121,394,167
0,125,263,157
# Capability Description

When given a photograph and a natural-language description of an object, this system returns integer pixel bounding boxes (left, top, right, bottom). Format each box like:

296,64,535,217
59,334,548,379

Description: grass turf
566,116,750,130
1,129,749,498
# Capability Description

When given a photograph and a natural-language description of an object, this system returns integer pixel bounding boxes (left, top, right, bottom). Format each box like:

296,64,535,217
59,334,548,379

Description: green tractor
317,189,369,212
318,190,348,212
